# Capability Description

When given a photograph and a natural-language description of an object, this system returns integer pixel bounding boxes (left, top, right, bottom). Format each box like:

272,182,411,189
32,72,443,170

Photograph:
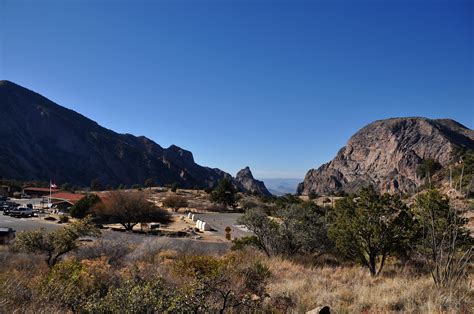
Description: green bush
210,178,238,208
328,186,415,276
70,194,101,219
231,236,261,251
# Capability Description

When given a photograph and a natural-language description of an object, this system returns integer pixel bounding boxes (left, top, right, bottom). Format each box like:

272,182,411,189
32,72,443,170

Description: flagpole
49,179,52,209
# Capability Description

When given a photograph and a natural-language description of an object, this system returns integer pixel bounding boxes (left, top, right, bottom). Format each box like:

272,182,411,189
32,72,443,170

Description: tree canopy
210,178,238,208
328,186,415,276
14,217,100,266
70,194,101,218
94,191,172,230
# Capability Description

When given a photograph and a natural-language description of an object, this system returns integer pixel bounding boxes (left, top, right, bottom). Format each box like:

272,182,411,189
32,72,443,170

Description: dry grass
0,240,472,313
264,256,473,313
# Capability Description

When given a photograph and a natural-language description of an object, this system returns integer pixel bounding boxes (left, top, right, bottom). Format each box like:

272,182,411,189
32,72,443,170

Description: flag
50,182,57,189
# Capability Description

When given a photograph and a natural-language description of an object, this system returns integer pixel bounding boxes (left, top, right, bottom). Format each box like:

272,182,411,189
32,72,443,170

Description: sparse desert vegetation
1,186,472,313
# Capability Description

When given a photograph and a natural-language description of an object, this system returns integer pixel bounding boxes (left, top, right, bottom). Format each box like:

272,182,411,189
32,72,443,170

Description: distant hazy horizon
2,0,472,178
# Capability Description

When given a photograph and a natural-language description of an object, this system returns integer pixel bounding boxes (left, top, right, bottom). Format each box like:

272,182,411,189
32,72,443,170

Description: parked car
2,202,19,215
10,207,34,218
0,227,15,244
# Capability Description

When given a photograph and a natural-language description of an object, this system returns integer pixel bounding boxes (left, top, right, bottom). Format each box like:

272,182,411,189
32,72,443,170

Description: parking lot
0,211,61,232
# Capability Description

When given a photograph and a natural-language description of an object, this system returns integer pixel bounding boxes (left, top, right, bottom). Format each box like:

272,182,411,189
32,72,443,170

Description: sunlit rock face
298,117,474,195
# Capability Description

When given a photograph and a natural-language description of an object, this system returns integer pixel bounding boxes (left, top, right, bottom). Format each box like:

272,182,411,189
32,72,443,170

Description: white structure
194,220,211,231
201,222,211,231
191,214,196,221
187,213,192,219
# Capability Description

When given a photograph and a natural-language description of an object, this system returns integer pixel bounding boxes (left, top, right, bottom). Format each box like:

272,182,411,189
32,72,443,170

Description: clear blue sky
1,0,472,179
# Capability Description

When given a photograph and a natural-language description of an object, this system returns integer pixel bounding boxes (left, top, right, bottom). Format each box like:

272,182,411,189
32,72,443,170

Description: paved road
191,212,252,238
101,230,231,255
0,213,61,232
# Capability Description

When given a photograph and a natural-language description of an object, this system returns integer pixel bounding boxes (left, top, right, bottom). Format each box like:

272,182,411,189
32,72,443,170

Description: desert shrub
167,183,179,192
59,215,69,223
308,191,318,200
241,199,260,210
83,277,176,313
204,203,228,212
171,253,271,312
13,217,100,266
75,240,132,267
238,203,332,258
274,194,302,208
37,259,112,311
231,236,261,251
162,195,188,212
241,199,276,215
412,189,473,288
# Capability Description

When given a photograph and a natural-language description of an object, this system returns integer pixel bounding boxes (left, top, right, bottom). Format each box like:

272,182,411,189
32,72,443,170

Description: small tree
417,159,441,186
14,217,100,267
238,203,332,257
94,191,171,231
412,190,473,288
70,194,101,218
210,178,237,208
328,186,415,276
238,208,279,257
169,183,178,193
90,179,103,191
162,195,188,212
308,191,318,200
277,203,332,256
60,182,73,192
144,178,155,189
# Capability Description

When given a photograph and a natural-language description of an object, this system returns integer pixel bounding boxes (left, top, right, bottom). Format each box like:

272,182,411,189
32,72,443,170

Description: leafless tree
95,191,171,230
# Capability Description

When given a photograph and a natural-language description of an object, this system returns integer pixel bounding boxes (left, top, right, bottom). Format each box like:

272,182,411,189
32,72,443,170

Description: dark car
3,203,19,215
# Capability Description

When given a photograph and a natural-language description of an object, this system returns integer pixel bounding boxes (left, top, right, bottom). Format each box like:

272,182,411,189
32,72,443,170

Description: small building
23,187,59,198
46,192,86,211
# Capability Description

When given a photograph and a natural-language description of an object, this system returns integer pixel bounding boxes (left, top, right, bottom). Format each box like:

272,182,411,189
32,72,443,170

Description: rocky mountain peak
298,117,473,195
235,167,272,197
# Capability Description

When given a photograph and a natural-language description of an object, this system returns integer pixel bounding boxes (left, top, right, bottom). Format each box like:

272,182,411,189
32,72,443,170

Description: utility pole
458,165,464,192
449,167,452,188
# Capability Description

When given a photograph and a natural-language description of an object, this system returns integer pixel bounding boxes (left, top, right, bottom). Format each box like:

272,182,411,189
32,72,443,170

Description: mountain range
0,80,270,195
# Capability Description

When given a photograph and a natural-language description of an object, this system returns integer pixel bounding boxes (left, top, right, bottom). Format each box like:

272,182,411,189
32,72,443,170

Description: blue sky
1,0,472,179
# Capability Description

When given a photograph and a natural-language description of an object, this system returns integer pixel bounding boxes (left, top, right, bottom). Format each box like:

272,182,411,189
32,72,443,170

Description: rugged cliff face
235,167,272,196
0,80,232,188
298,118,474,195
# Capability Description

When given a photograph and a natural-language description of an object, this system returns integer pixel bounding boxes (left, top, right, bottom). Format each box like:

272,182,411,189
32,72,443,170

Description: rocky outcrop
298,117,474,195
235,167,272,196
0,80,233,188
